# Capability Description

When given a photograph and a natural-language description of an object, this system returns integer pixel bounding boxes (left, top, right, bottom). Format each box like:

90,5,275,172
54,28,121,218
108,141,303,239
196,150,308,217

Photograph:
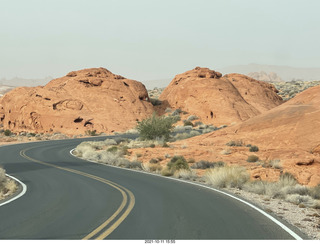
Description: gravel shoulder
226,187,320,240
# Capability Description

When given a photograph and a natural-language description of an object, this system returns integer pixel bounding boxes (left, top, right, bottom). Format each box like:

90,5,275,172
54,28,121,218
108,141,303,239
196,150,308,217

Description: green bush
183,120,194,127
167,155,189,172
247,155,259,162
249,145,259,152
150,98,162,106
136,113,179,141
107,146,118,153
4,129,11,136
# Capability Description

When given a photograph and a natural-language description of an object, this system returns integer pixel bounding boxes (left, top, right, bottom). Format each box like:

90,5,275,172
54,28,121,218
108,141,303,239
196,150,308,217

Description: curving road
0,137,308,240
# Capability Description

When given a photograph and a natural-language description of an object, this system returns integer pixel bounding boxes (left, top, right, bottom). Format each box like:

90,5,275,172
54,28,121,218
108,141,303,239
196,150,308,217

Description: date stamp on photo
145,240,176,244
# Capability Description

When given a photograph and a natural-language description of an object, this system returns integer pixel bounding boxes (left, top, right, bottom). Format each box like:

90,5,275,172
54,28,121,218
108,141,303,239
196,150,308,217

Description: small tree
136,113,178,141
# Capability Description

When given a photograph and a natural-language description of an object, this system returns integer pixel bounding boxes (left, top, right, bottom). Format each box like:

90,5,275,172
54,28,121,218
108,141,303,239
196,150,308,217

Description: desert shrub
107,146,118,153
171,109,182,116
249,145,259,152
285,194,315,207
0,167,6,182
162,142,170,148
174,169,198,180
243,181,268,195
191,160,225,169
85,130,97,136
269,159,282,169
183,120,194,127
74,142,95,157
279,172,297,186
161,168,174,177
172,130,201,141
187,115,198,121
281,184,310,196
202,126,217,134
118,146,129,156
0,167,17,197
226,140,243,147
124,128,139,134
187,158,195,164
4,129,12,136
194,121,203,127
173,125,187,133
205,165,250,189
150,98,162,106
143,163,163,173
247,155,259,162
127,161,143,169
149,158,159,164
104,139,118,146
167,156,189,172
136,113,179,141
310,184,320,199
127,138,165,148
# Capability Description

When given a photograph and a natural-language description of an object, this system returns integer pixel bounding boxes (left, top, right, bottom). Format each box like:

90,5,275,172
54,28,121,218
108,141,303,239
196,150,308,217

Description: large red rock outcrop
132,81,320,186
159,67,283,126
0,68,154,135
185,84,320,185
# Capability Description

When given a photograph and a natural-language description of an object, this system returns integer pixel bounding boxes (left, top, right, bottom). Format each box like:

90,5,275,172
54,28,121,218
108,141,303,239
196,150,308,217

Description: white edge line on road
0,174,27,207
70,149,303,240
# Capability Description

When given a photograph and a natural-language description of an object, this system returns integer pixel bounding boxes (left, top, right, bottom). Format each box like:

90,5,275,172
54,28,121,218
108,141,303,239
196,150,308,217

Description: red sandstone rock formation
159,67,283,126
0,68,154,135
187,84,320,185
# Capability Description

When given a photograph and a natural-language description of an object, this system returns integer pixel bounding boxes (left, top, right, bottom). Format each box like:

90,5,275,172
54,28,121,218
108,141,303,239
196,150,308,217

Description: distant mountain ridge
247,71,284,82
218,63,320,81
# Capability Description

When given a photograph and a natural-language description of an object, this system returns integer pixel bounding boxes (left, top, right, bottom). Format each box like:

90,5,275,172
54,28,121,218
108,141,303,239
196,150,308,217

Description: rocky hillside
159,67,283,126
133,83,320,186
0,68,154,135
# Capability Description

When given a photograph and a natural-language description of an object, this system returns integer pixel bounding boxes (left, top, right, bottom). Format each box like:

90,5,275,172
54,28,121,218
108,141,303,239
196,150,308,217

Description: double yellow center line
20,148,135,240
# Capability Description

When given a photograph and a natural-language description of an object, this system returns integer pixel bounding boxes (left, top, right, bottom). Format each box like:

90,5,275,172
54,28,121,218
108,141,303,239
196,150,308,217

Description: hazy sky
1,0,319,83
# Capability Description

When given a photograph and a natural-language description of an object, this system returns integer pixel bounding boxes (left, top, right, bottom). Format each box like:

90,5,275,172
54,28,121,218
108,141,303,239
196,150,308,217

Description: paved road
0,137,307,239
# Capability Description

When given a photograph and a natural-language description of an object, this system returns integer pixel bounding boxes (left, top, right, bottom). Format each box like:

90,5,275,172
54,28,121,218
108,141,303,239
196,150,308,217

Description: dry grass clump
173,169,198,181
226,140,244,147
243,172,320,208
74,140,142,169
191,160,225,169
142,163,163,173
0,167,17,199
205,165,250,189
126,138,166,148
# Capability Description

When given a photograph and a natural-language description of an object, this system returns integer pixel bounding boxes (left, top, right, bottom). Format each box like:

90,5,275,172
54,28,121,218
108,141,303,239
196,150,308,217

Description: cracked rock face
0,67,154,135
159,67,283,126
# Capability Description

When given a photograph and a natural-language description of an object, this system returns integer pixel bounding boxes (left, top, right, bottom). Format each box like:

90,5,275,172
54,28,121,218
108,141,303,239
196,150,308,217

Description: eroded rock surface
159,67,283,126
0,68,154,135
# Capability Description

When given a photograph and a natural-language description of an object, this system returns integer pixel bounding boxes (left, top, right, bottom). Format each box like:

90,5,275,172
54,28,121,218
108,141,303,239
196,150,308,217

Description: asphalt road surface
0,137,308,239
